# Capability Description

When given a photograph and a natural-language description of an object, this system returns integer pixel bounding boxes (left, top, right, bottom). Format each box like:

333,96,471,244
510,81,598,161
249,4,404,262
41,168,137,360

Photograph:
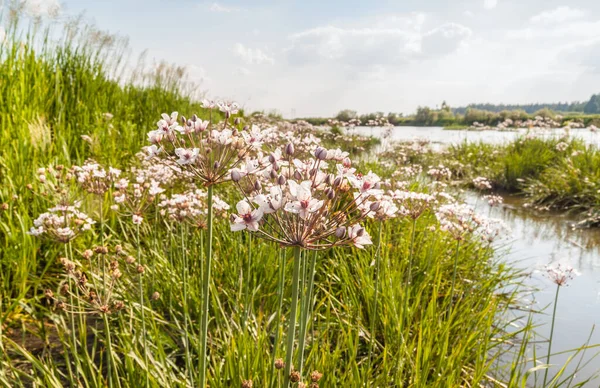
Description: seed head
290,371,301,383
151,291,161,300
241,380,253,388
310,371,323,382
136,265,145,274
274,358,285,370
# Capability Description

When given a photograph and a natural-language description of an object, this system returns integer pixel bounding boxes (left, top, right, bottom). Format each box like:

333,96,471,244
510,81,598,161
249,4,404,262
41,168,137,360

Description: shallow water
467,193,600,383
350,125,600,148
360,126,600,382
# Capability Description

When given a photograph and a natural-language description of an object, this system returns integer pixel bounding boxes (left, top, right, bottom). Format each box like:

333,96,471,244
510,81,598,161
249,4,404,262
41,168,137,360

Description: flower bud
356,227,365,237
231,169,242,182
325,174,333,185
269,169,278,179
315,147,328,160
277,175,287,186
327,189,335,200
293,171,302,181
187,119,193,127
213,161,220,170
192,114,198,122
272,161,279,171
268,153,276,164
309,168,317,177
243,125,250,131
234,117,241,125
370,202,381,212
254,180,262,192
285,143,295,156
342,157,352,168
225,111,231,119
180,116,186,124
335,227,346,238
333,177,342,187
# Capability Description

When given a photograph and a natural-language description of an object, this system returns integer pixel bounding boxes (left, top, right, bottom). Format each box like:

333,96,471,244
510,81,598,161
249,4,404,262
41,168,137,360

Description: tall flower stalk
145,103,265,387
542,263,579,386
230,144,382,385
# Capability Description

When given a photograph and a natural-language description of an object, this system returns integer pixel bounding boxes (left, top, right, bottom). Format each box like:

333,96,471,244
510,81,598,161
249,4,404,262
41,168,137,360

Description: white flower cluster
28,202,95,243
229,145,381,250
158,189,230,227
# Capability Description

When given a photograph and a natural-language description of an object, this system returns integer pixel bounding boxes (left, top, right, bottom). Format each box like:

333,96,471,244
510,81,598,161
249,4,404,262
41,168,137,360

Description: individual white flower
175,148,199,165
201,99,216,109
231,200,263,232
254,186,283,214
218,101,240,115
241,125,263,148
132,214,144,225
347,224,372,249
284,181,323,220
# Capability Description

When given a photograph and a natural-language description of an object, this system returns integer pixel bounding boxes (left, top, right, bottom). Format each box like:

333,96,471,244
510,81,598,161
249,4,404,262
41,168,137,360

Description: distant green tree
584,94,600,114
335,109,358,122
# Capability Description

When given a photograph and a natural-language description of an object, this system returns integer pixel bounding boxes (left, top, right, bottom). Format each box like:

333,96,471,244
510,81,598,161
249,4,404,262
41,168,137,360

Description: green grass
411,136,600,223
0,6,598,388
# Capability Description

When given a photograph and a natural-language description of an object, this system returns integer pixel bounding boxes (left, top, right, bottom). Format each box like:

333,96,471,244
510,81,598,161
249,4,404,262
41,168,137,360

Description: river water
355,126,600,383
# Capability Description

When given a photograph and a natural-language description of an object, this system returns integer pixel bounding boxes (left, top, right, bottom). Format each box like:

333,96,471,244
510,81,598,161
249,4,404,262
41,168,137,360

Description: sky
7,0,600,117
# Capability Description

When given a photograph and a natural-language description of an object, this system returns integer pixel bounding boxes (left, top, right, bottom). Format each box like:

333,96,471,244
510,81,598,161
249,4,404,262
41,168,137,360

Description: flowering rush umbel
145,105,269,186
229,144,379,250
28,202,95,243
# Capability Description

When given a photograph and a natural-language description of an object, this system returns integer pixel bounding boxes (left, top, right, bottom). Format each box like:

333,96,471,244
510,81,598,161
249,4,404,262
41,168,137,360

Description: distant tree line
295,94,600,127
452,102,586,114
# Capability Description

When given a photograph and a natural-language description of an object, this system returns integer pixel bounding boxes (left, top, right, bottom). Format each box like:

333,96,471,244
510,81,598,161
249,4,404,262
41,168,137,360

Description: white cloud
233,43,274,65
287,22,471,67
233,66,252,76
530,6,585,24
483,0,497,10
507,20,600,40
208,2,241,12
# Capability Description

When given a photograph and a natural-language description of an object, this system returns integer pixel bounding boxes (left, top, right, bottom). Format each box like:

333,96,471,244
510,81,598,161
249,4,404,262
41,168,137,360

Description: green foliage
584,94,600,114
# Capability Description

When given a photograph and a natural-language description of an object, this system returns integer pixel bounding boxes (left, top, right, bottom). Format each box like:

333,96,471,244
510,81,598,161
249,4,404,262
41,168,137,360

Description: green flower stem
137,224,149,388
199,184,214,388
271,249,286,388
297,250,317,377
543,284,561,387
367,221,383,378
242,234,252,331
283,246,302,388
181,225,193,384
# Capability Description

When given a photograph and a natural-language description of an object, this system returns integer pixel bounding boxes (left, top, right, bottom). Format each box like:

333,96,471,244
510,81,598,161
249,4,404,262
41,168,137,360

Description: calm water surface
351,125,600,148
469,193,600,384
361,126,600,383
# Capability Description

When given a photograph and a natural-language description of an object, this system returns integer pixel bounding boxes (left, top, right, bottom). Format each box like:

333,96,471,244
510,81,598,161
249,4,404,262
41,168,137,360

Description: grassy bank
0,6,597,388
392,136,600,225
